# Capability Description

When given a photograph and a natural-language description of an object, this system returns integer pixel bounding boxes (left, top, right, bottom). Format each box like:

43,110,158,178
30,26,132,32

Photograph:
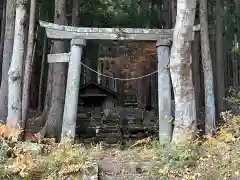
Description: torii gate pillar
61,37,86,140
156,40,172,144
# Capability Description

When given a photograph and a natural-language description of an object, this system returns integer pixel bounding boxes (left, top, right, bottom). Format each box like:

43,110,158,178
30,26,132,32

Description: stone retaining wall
76,107,159,143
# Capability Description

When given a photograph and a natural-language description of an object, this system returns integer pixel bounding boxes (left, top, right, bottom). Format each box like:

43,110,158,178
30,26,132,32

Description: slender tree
37,5,53,129
235,0,240,46
170,0,197,144
39,0,68,140
0,0,6,65
72,0,80,26
7,0,27,128
22,0,36,127
215,0,224,116
170,0,177,27
192,3,202,128
200,0,216,135
38,33,47,112
0,0,16,121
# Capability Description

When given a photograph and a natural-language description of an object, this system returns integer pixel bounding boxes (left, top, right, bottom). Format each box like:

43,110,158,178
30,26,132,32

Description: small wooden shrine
76,82,117,137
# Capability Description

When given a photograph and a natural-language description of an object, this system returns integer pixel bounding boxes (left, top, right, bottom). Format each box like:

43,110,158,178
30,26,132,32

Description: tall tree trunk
40,0,67,140
171,0,177,27
7,0,27,128
0,0,16,122
200,0,216,135
36,62,53,129
35,42,53,131
235,0,240,46
0,0,6,68
215,0,224,117
72,0,80,26
29,40,37,108
22,0,36,127
170,0,197,144
22,0,29,74
192,3,202,130
37,9,51,116
209,2,217,113
192,32,202,128
38,33,47,112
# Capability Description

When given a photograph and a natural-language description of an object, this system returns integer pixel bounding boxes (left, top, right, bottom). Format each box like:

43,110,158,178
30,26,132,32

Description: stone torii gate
39,21,200,142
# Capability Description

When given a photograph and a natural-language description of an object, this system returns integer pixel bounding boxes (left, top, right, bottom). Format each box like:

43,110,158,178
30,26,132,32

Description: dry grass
0,112,240,179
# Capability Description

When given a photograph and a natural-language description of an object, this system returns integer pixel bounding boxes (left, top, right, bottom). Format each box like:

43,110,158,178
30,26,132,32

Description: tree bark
0,0,6,68
40,0,68,140
44,63,53,111
235,0,240,46
36,62,53,129
72,0,80,26
38,33,48,112
37,43,54,128
170,0,197,144
37,11,51,121
22,0,36,127
215,0,224,116
29,36,37,108
200,0,216,135
7,0,27,128
171,0,177,27
0,0,16,122
192,3,202,130
21,0,29,76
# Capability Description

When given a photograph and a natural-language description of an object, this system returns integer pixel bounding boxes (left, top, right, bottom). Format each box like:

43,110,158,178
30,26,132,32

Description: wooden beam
39,21,200,41
47,53,70,63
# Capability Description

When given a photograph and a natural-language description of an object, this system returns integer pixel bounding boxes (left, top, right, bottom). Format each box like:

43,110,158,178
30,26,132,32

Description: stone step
97,128,121,134
96,133,121,137
83,162,98,180
96,137,121,144
83,161,165,180
100,174,165,180
97,160,162,175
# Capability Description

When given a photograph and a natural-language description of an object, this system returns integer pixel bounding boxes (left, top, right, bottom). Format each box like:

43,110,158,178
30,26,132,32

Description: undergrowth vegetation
226,87,240,105
0,111,240,180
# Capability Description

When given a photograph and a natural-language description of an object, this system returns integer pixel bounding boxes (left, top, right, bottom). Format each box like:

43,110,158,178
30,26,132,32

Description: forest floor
0,110,240,180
